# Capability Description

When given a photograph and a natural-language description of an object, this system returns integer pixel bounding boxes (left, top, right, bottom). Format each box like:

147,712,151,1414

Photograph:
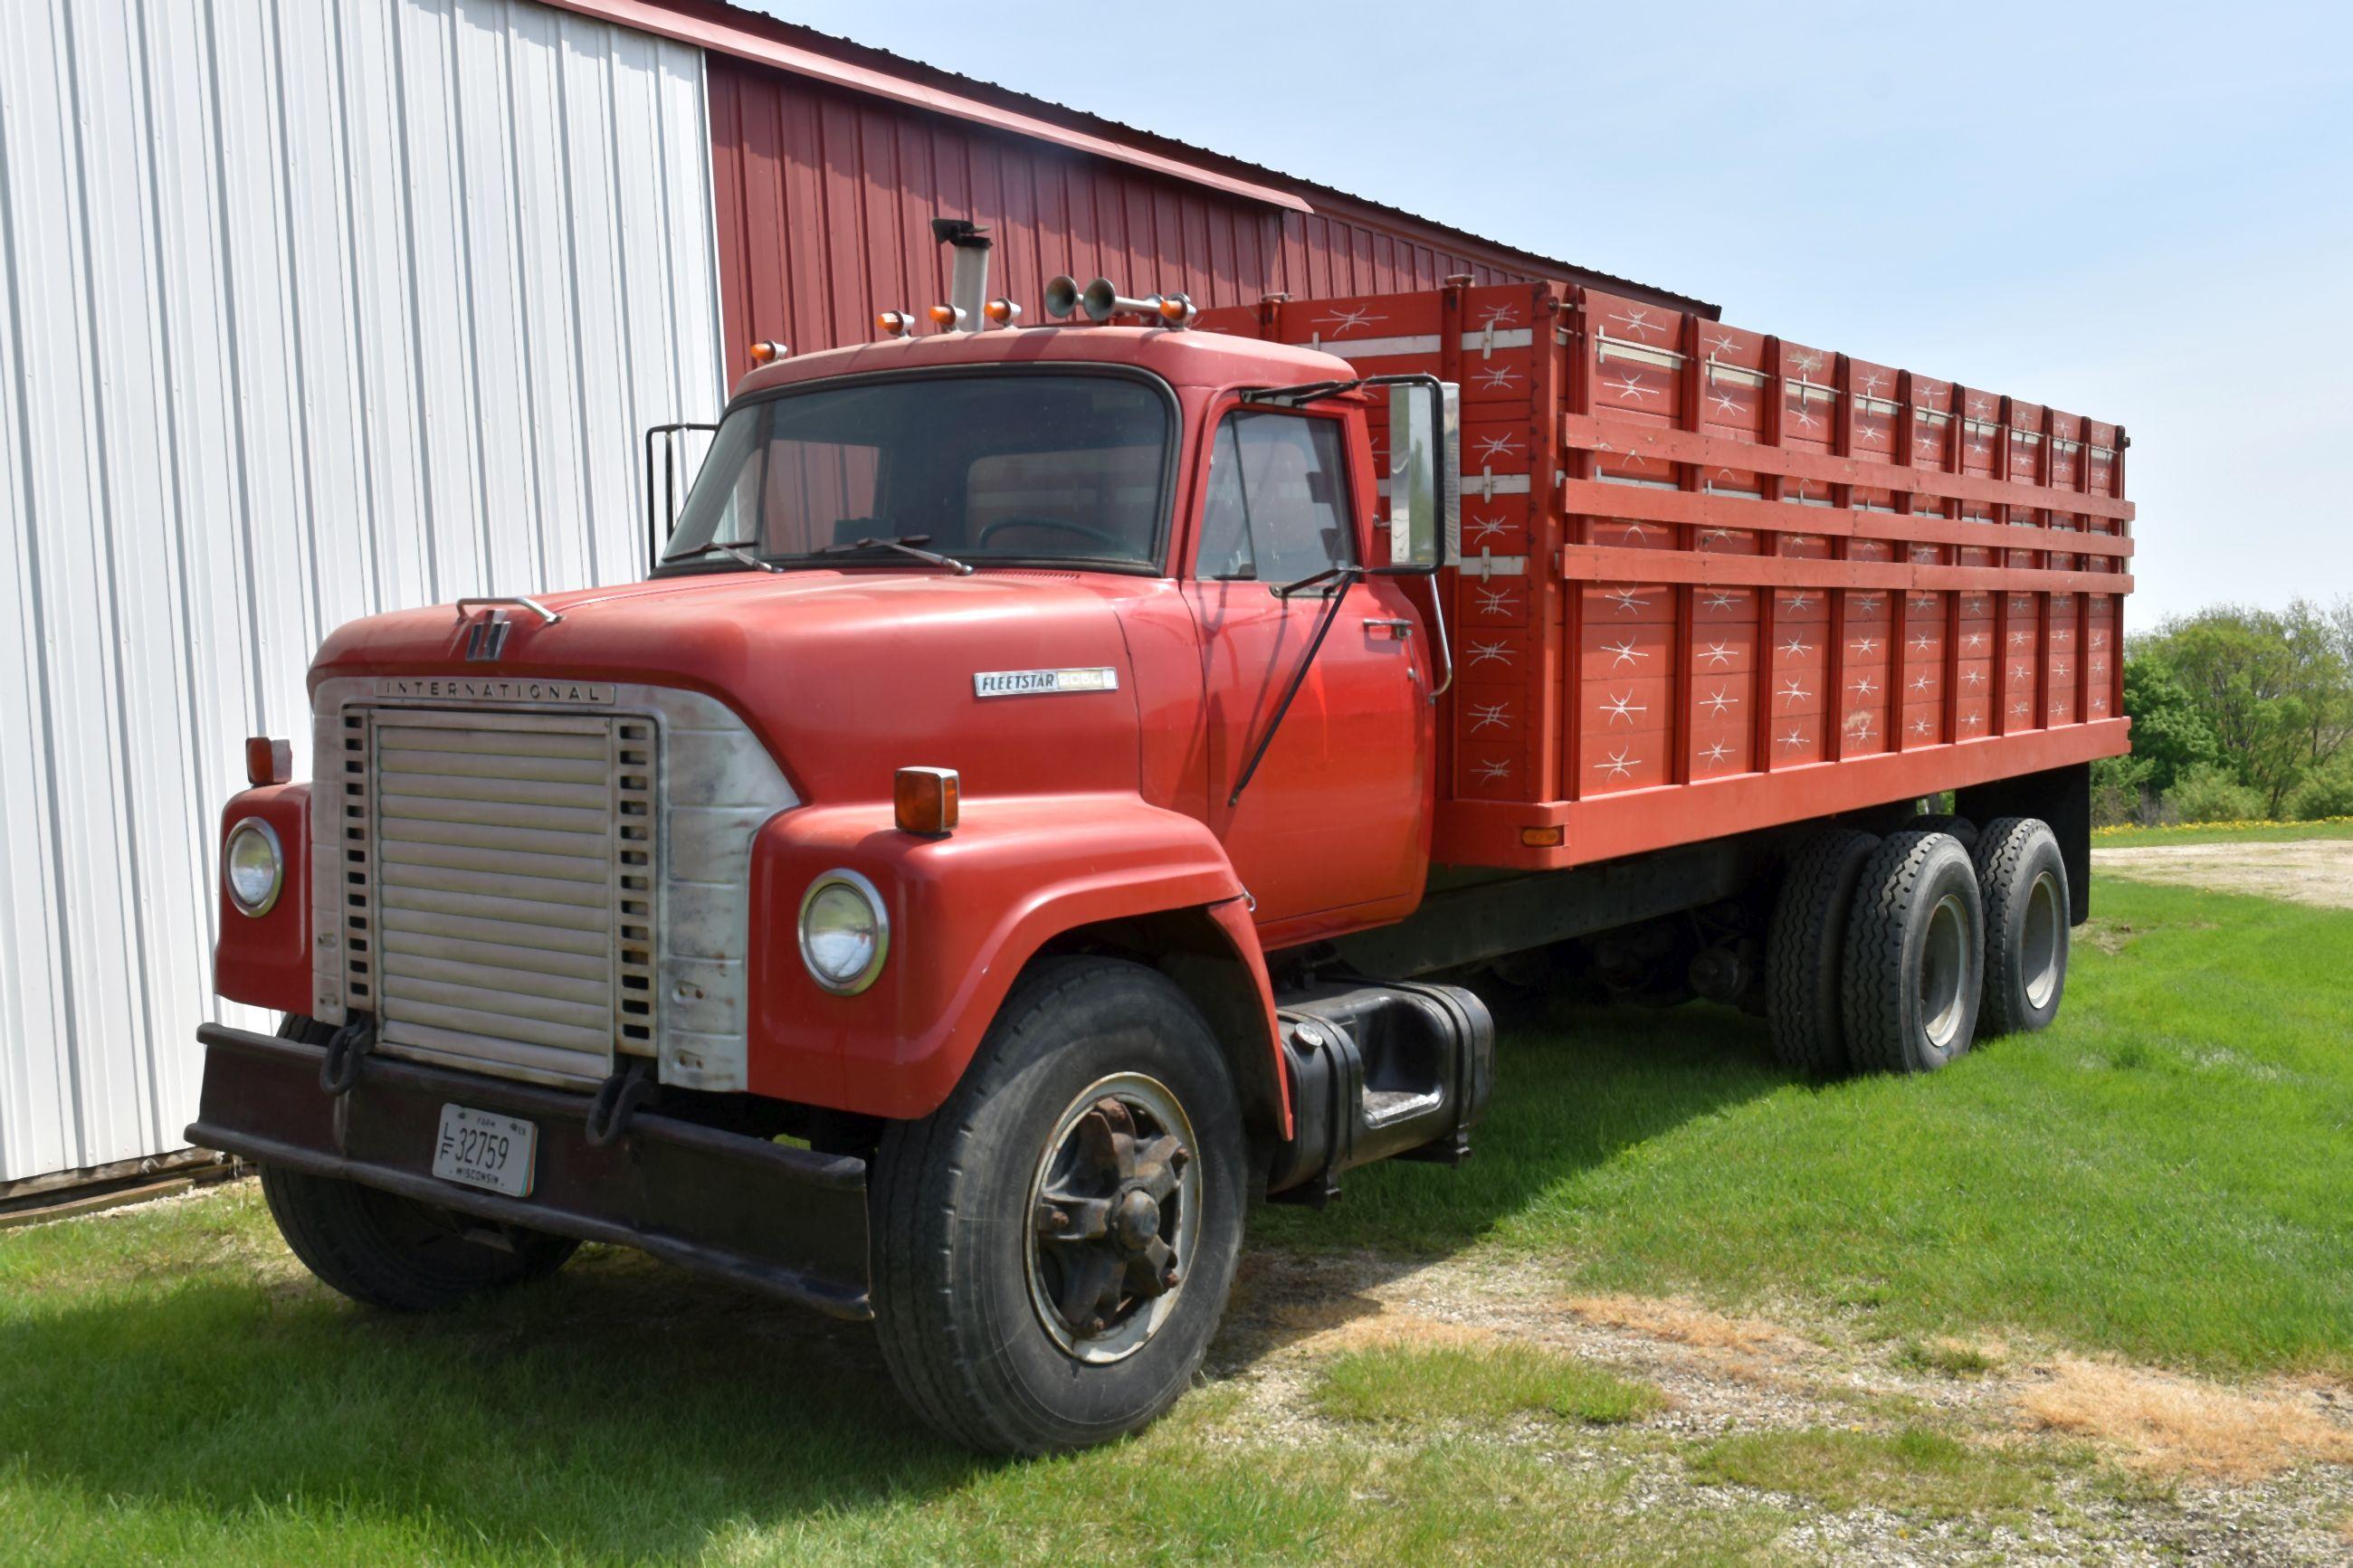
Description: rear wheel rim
1920,892,1969,1050
1024,1072,1201,1365
2021,870,2062,1010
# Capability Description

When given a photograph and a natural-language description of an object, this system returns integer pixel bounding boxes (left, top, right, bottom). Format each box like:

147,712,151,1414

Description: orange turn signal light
894,767,960,836
983,298,1022,327
1519,825,1565,848
876,310,912,338
246,736,292,787
927,303,967,329
746,340,787,366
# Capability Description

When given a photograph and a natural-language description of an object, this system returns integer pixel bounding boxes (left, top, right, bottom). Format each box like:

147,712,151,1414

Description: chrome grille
357,711,656,1086
312,679,798,1094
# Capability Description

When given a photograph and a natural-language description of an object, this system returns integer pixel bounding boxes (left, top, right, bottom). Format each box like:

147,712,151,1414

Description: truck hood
310,569,1158,803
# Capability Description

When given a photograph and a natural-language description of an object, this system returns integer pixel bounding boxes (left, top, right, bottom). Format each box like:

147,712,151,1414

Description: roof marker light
983,298,1023,328
876,310,913,338
747,340,788,366
927,303,967,330
1156,293,1197,329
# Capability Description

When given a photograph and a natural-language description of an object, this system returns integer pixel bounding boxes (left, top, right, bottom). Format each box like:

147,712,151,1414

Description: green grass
2091,819,2353,847
0,1235,1777,1567
1314,1341,1662,1427
1260,877,2353,1376
1687,1427,2051,1517
4,875,2349,1560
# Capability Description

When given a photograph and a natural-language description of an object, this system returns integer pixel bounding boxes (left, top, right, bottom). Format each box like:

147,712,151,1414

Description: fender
746,792,1288,1125
213,783,313,1014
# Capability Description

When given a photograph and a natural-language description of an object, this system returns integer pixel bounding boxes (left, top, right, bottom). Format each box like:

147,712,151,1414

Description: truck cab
194,268,2115,1455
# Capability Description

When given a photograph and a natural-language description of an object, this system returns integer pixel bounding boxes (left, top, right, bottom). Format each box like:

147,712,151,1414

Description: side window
1196,411,1356,584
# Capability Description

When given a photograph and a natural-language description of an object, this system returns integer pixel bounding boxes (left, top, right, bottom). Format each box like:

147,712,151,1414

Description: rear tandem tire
1842,832,1986,1074
1765,828,1881,1076
259,1015,578,1311
869,956,1247,1455
1972,816,2071,1037
1907,813,1980,852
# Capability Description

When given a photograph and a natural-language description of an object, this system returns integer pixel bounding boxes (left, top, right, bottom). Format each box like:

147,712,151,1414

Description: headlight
224,819,284,917
799,870,888,994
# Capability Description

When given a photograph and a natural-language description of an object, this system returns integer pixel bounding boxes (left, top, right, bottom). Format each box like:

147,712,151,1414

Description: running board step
1265,980,1495,1206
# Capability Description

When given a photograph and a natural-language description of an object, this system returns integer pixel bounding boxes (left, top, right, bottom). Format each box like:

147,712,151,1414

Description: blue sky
751,1,2349,623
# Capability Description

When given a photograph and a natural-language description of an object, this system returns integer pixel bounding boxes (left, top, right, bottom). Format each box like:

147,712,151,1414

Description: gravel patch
1205,1247,2353,1563
2091,841,2353,909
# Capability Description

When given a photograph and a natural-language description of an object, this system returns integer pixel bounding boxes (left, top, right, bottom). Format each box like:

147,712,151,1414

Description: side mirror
1386,377,1458,572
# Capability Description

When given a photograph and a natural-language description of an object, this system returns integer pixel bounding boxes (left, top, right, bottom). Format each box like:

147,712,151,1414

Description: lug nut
1169,1147,1189,1174
1161,1267,1181,1290
1047,1209,1069,1231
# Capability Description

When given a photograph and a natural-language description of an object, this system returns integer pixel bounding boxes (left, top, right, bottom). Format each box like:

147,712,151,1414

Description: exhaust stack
930,217,992,328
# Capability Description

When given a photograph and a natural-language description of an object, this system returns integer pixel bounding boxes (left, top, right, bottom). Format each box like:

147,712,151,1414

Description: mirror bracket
643,421,720,575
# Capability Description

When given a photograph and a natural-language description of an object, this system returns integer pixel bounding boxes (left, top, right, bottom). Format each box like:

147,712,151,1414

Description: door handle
1363,618,1414,641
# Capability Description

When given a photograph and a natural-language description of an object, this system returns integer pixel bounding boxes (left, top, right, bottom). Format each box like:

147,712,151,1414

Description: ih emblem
464,611,512,662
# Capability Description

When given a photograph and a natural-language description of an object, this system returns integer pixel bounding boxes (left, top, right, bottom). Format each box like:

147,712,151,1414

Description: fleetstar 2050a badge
972,668,1120,698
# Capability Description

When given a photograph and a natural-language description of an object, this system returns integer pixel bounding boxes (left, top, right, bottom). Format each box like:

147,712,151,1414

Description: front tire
261,1165,579,1311
259,1016,578,1310
870,957,1246,1454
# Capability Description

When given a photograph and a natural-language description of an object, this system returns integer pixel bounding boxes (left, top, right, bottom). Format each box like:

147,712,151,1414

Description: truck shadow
0,1002,1787,1554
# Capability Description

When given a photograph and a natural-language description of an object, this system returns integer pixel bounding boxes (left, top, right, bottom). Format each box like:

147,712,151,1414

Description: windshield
657,371,1173,573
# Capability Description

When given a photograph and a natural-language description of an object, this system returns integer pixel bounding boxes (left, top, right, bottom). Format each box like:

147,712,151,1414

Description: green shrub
2089,755,2153,828
2285,759,2353,822
2163,764,2265,823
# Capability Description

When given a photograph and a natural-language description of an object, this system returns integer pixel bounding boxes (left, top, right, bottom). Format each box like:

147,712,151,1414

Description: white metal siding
0,0,724,1183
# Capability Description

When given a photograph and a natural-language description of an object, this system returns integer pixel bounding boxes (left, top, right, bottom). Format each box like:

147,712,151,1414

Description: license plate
431,1104,538,1199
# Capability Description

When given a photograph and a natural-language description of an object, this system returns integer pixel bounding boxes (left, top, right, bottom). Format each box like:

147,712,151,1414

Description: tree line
2101,598,2353,825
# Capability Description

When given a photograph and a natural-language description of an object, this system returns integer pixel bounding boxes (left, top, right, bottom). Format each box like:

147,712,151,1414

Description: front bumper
186,1024,872,1320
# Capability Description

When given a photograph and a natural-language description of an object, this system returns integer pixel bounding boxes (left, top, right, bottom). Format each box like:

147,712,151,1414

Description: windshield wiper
664,538,778,573
1271,563,1357,599
815,534,975,575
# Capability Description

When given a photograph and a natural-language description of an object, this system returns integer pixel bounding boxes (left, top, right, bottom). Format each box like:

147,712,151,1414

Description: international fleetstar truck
194,240,2132,1454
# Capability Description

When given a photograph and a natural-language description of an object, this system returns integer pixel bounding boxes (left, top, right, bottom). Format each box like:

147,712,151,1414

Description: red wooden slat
1562,546,2132,598
1561,481,2134,558
1564,415,2136,523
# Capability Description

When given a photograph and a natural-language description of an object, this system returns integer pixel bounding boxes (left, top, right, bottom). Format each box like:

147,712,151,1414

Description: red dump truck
193,238,2131,1453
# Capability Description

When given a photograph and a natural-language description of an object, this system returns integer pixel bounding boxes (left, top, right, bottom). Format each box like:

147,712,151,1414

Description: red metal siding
709,57,1548,382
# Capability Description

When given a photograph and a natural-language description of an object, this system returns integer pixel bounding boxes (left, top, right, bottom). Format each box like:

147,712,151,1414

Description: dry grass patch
1260,1300,1504,1358
1562,1293,1799,1356
2015,1357,2353,1483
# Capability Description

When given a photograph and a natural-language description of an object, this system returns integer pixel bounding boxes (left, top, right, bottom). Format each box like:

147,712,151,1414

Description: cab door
1182,404,1434,928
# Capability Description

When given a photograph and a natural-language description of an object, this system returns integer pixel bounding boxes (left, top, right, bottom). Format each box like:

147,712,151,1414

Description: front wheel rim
1024,1072,1202,1364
